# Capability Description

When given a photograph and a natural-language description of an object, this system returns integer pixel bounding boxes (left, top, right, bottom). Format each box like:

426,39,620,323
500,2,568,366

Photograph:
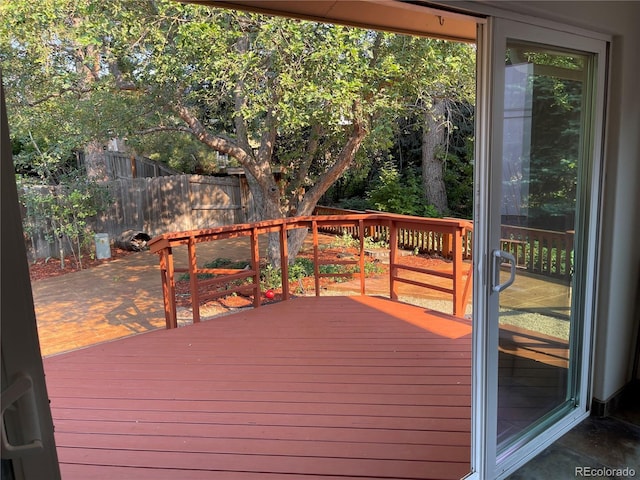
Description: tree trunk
84,141,108,181
243,169,284,266
422,98,448,215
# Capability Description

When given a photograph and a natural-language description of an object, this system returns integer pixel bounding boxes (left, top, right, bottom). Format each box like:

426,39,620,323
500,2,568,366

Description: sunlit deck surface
44,296,473,480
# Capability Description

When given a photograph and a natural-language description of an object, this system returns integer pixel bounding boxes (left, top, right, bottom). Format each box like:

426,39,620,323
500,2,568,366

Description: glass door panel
496,43,590,451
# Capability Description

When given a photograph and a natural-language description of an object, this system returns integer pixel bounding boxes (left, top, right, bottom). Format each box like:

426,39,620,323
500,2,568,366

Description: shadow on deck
44,296,473,480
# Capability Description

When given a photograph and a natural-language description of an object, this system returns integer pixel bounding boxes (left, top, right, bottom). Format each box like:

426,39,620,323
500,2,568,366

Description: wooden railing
149,213,473,329
500,225,573,279
315,206,573,280
314,206,473,260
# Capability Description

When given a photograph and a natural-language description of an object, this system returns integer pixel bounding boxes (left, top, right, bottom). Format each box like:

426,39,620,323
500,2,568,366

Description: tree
382,37,475,215
1,0,476,263
19,166,111,268
368,163,439,217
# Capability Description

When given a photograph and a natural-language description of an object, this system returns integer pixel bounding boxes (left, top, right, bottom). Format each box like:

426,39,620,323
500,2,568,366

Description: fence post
280,222,290,301
188,236,200,324
159,248,177,329
389,219,398,301
312,220,321,296
251,227,261,308
130,156,137,178
452,227,464,317
359,219,365,295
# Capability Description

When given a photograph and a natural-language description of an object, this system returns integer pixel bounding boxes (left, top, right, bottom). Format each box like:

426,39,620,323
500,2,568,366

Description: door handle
1,373,43,457
492,249,516,293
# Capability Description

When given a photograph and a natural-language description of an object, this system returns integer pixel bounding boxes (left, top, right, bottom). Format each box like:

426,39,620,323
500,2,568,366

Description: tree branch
298,108,368,216
287,122,323,211
109,61,137,91
22,87,93,107
136,125,194,135
232,33,251,152
174,103,264,180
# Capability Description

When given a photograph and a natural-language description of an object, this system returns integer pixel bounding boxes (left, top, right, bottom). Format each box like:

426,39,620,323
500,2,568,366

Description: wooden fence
23,175,257,260
86,152,178,179
314,206,573,280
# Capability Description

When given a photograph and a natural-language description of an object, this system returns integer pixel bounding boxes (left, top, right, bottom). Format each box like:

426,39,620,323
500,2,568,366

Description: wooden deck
43,296,473,480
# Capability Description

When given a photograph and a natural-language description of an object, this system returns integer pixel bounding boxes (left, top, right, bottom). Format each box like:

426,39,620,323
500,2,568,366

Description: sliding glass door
473,17,607,479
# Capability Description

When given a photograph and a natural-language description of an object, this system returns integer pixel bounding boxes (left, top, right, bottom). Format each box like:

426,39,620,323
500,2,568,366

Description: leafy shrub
335,196,371,211
288,257,315,281
367,164,440,217
260,257,315,289
19,172,111,269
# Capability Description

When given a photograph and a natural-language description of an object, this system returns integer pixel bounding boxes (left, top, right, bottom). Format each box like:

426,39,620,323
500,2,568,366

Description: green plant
260,264,282,290
288,257,315,281
361,260,385,276
318,263,350,283
19,172,111,269
363,236,389,250
330,231,360,250
260,257,316,290
367,164,442,218
335,197,371,211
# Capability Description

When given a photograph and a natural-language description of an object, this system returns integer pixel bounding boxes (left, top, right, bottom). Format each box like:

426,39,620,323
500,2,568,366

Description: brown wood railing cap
148,213,474,253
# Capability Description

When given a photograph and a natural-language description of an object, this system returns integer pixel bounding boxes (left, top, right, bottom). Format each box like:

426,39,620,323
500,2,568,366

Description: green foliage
318,264,346,279
527,74,582,225
328,231,389,251
1,0,476,237
364,237,389,250
330,231,360,249
368,163,440,217
131,133,224,175
287,257,315,283
318,258,384,281
260,257,316,290
19,170,111,268
334,196,372,212
259,253,382,289
260,264,282,290
501,46,585,229
442,102,475,219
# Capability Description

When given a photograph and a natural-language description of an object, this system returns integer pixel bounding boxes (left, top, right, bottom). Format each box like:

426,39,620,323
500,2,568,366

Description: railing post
251,227,261,308
452,227,464,317
188,236,200,324
389,219,398,301
359,219,365,295
312,220,320,296
159,248,177,329
279,222,290,301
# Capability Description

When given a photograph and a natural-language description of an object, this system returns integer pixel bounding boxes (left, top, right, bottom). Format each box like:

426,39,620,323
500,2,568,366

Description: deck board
45,296,473,479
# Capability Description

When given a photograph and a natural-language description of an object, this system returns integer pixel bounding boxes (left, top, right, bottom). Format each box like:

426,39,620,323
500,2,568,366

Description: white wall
494,1,640,402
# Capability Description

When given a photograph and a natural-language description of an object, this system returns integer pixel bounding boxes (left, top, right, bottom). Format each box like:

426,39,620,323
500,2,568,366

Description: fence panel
189,176,241,230
23,174,253,260
102,152,178,179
